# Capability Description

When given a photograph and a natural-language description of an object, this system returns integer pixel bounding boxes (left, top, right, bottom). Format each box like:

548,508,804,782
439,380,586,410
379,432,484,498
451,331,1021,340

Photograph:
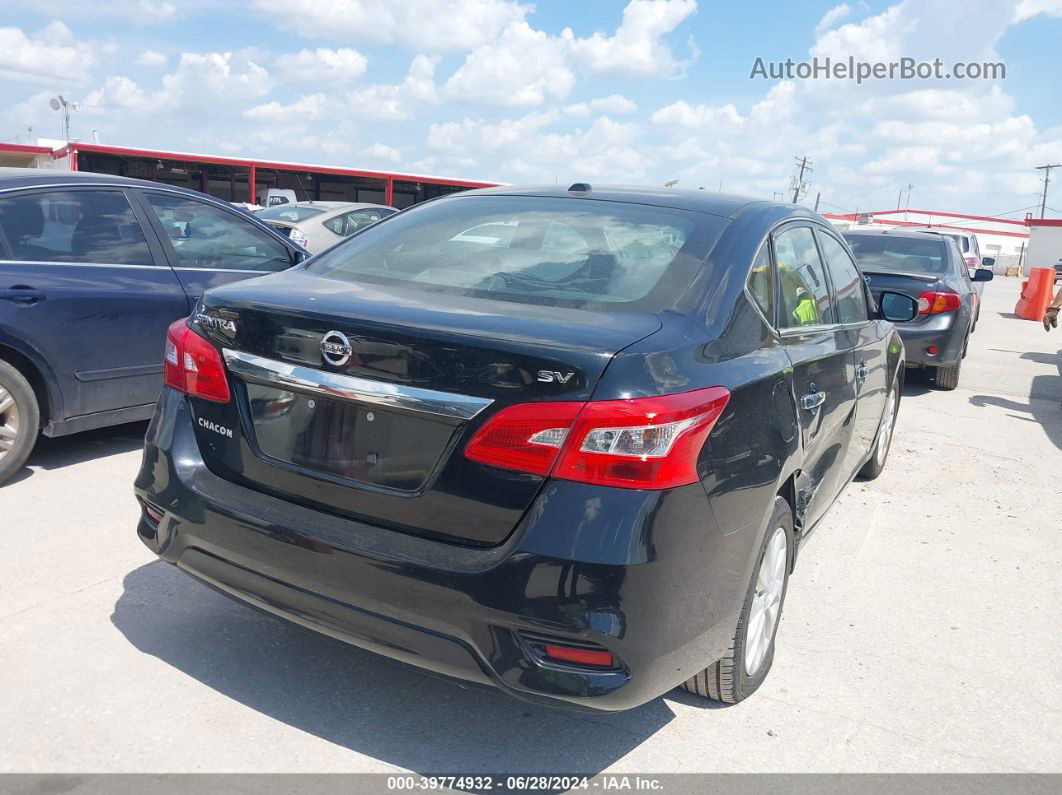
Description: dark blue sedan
0,168,308,483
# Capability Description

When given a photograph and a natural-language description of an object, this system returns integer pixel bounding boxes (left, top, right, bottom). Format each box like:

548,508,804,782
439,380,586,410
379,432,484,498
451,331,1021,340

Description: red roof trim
0,142,54,156
825,214,1029,239
1025,218,1062,227
824,209,1026,227
61,141,498,189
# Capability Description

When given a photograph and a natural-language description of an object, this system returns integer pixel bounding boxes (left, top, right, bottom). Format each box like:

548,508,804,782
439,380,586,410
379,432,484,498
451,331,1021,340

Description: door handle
856,362,869,381
801,390,826,411
0,287,44,305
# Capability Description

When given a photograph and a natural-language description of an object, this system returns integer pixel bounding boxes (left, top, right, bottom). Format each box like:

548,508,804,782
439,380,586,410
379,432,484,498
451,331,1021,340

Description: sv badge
537,370,575,384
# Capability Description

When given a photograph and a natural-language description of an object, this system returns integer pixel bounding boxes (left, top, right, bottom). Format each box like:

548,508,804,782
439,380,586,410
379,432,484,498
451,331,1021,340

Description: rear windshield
939,233,969,253
306,195,725,309
844,233,948,275
256,205,325,223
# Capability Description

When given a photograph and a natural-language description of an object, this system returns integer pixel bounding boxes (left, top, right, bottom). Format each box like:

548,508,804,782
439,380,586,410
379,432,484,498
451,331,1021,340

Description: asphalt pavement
1,277,1060,774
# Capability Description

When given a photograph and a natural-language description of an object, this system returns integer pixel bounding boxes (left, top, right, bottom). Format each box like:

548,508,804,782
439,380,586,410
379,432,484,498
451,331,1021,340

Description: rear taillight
163,319,231,403
964,255,979,267
464,387,730,490
917,291,961,315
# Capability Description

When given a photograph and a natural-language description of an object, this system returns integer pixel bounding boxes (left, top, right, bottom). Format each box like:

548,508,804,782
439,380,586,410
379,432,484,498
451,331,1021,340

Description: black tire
859,376,899,480
934,360,961,390
682,496,793,704
0,360,39,486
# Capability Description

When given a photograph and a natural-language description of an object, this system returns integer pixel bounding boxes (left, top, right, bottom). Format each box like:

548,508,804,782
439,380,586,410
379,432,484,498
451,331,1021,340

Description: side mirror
972,268,994,282
981,257,995,267
290,248,310,265
878,291,918,323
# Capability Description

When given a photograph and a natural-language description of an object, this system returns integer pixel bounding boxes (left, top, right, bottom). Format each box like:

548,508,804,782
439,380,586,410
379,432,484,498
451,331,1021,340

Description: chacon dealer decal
198,417,233,438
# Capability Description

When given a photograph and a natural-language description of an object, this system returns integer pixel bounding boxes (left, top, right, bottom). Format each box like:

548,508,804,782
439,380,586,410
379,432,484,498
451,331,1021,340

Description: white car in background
256,201,396,253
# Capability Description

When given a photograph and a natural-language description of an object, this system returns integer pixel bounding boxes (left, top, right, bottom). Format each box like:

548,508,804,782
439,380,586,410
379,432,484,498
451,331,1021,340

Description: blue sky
2,0,1061,216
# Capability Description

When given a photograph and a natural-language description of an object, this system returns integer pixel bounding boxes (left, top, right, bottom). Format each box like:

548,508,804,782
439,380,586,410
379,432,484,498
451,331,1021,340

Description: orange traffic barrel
1015,267,1056,321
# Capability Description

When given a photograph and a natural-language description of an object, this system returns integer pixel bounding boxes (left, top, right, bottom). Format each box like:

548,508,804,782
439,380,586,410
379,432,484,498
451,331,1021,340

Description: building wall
1025,226,1062,273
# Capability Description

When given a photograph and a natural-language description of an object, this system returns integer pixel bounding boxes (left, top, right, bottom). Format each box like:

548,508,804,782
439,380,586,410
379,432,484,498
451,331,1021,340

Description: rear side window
143,193,292,272
0,190,152,265
323,209,390,237
817,231,868,324
844,234,947,275
774,226,835,328
307,196,726,309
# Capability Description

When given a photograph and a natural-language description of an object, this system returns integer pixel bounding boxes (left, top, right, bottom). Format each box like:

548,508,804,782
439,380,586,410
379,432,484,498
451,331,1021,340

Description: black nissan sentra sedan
135,184,917,711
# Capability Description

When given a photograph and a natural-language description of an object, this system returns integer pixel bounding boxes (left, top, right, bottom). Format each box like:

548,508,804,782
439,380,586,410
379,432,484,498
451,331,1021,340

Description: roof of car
0,167,160,188
457,184,794,220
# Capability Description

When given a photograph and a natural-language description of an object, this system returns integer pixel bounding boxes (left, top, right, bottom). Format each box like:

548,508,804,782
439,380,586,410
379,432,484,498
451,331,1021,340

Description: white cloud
346,55,440,121
160,52,272,105
276,48,368,83
1014,0,1062,21
428,110,653,182
136,50,167,67
251,0,528,52
571,0,698,77
815,4,852,36
0,22,94,84
445,22,575,106
243,93,327,122
441,2,696,109
134,0,176,23
651,100,743,130
564,103,592,117
590,94,637,114
364,143,401,163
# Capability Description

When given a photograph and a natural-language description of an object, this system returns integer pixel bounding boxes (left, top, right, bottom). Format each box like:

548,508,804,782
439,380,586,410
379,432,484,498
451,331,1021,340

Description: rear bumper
895,313,967,368
133,390,758,712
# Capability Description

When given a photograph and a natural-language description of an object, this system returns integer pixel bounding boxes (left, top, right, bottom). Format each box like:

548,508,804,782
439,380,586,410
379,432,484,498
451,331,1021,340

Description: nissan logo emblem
320,330,353,367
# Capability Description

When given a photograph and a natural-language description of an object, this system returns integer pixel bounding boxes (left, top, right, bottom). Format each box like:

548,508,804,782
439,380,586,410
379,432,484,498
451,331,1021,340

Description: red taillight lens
916,291,961,315
964,255,979,267
464,401,583,475
464,387,730,490
163,319,231,403
543,644,614,667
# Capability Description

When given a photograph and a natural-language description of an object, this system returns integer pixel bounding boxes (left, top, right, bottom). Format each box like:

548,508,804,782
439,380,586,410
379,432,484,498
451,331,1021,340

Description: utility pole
1036,164,1061,218
790,156,813,204
897,188,903,211
814,192,821,212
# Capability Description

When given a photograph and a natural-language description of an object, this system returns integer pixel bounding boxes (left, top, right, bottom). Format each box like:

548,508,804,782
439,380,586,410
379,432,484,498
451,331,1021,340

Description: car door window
0,190,152,265
747,241,774,323
817,231,868,324
324,209,389,237
143,192,291,272
773,226,835,328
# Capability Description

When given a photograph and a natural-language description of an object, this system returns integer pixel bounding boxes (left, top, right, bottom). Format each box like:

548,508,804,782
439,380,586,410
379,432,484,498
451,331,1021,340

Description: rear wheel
0,361,39,486
934,359,961,390
682,496,793,704
859,378,898,480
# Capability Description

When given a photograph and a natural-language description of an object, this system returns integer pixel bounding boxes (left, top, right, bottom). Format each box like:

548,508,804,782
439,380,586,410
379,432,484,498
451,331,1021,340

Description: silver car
256,201,396,253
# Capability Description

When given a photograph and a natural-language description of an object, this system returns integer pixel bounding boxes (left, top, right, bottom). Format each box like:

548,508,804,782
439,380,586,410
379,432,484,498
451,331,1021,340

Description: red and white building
0,140,498,209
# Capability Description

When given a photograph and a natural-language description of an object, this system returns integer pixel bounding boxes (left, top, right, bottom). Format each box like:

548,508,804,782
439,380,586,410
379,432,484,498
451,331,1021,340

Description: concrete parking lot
1,277,1059,774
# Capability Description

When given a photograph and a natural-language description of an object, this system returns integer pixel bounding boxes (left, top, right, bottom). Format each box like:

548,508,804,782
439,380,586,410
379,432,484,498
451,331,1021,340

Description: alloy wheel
0,384,20,463
744,526,787,676
876,390,897,466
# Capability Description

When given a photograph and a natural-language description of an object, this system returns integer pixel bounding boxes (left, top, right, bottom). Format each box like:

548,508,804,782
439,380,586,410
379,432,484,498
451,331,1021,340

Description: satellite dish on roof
49,98,61,110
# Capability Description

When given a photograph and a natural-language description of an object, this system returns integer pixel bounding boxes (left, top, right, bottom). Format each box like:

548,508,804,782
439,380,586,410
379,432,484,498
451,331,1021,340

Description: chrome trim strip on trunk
222,349,493,423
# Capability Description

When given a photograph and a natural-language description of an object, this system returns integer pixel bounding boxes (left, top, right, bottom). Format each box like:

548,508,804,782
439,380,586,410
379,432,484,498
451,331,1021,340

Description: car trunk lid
189,270,661,546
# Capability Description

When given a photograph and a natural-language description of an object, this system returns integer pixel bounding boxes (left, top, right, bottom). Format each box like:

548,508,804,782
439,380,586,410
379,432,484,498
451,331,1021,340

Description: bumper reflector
543,644,615,667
